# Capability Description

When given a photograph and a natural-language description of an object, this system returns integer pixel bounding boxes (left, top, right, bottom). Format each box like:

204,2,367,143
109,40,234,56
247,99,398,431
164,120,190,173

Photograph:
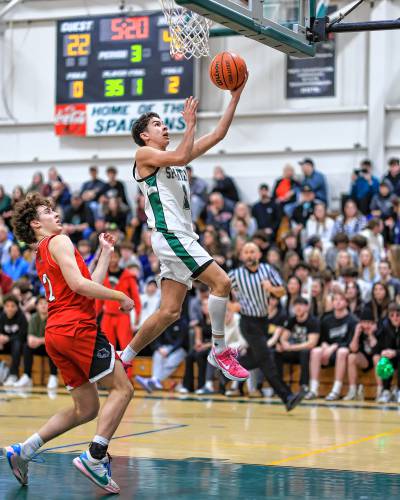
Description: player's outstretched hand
181,96,199,128
120,294,134,312
230,70,249,99
99,232,116,253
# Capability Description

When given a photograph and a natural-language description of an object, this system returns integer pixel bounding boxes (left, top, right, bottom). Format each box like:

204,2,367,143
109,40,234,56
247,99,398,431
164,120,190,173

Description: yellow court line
267,427,400,466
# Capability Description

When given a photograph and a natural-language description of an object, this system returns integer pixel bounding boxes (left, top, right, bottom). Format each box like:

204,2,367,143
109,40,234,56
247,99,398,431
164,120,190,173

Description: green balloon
376,357,394,380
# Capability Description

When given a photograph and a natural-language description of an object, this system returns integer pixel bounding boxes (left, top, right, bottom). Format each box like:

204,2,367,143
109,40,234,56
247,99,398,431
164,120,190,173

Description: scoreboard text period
55,13,194,136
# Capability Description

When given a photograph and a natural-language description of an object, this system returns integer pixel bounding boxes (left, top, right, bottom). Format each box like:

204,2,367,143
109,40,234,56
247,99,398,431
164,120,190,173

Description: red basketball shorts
45,323,115,390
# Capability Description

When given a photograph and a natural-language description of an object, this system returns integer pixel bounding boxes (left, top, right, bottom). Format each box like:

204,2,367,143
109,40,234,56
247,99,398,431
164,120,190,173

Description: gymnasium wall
0,0,399,209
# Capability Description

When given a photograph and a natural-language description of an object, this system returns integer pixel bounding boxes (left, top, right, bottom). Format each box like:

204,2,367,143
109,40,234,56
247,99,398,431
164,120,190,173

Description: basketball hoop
159,0,213,59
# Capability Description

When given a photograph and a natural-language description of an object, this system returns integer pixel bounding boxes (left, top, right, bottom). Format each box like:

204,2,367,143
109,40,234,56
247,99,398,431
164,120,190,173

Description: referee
229,242,305,411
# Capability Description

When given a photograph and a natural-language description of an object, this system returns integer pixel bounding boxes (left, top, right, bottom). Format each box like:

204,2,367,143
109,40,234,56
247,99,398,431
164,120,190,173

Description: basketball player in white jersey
120,75,249,381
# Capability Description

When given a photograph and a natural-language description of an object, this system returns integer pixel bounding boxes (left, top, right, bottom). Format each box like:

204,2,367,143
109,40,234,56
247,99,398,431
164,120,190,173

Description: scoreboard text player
55,12,194,136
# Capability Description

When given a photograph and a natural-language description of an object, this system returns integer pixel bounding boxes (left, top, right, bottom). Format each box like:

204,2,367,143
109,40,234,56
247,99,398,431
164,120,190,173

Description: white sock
310,379,319,394
120,346,137,364
348,384,356,393
87,435,110,463
205,381,214,391
230,381,239,390
21,433,44,460
208,294,228,353
332,380,343,395
93,435,109,447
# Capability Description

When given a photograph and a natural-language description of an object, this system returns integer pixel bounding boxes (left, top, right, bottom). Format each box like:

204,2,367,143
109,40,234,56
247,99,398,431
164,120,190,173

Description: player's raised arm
134,97,198,169
189,72,248,162
49,235,133,311
91,232,115,284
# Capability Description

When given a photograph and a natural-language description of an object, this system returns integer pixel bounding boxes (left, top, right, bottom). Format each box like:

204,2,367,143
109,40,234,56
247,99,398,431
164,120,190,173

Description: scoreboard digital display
55,13,194,136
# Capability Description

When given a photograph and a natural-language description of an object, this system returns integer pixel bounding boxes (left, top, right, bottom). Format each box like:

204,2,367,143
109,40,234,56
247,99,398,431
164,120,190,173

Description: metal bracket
310,0,400,41
310,16,400,42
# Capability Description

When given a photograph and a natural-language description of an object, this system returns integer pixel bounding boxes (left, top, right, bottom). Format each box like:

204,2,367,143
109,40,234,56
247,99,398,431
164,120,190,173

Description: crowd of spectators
1,157,400,403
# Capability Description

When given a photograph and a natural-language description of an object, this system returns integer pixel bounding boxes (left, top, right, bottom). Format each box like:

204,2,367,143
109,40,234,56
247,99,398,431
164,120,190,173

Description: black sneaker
285,389,306,412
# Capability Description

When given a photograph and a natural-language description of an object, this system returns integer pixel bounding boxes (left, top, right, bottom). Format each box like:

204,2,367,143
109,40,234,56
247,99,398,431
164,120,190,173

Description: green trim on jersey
145,175,168,232
163,233,198,273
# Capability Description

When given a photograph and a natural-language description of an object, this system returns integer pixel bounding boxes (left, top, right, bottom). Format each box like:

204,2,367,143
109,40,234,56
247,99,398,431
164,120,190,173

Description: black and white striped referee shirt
228,264,283,317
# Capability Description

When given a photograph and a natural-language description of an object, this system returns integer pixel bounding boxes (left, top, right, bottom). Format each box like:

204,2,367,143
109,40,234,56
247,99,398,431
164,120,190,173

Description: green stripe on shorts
162,233,198,273
145,175,168,232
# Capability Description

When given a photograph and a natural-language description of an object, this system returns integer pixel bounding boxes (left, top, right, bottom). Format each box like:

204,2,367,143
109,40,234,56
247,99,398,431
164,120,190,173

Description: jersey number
42,274,56,302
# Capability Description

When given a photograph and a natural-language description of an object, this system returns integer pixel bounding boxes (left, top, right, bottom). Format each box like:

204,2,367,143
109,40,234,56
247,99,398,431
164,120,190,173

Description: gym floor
1,388,400,499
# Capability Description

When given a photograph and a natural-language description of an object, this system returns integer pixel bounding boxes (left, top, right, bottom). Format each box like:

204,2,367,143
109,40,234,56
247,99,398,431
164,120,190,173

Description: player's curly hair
12,192,52,244
131,112,160,146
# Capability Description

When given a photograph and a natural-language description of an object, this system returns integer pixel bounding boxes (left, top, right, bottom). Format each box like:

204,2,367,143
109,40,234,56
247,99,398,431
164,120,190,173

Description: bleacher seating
0,353,379,400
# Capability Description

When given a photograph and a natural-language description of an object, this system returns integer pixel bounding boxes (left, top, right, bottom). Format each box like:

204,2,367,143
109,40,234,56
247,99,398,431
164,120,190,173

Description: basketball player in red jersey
4,193,134,494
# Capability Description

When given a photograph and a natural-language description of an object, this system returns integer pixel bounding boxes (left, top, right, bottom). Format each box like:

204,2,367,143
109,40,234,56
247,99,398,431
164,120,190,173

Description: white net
159,0,213,59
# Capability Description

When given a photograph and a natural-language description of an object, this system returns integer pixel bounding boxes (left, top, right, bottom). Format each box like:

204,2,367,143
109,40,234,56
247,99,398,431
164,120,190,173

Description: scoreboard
55,12,194,137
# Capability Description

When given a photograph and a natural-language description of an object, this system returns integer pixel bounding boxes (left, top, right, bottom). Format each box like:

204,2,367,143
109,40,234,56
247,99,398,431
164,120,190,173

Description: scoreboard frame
55,11,197,137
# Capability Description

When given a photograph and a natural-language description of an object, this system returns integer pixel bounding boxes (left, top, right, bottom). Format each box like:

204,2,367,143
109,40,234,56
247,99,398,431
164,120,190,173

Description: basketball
209,51,247,90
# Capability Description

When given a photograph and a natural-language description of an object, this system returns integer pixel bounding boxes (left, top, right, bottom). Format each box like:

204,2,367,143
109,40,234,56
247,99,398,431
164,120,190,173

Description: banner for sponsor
54,100,186,137
86,100,185,136
55,104,87,136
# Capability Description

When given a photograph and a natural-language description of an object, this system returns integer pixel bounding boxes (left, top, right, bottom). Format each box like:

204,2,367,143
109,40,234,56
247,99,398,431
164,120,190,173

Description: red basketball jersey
36,235,97,336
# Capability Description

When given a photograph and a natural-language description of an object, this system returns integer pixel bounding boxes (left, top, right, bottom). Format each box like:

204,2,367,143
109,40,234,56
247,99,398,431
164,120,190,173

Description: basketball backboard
175,0,316,58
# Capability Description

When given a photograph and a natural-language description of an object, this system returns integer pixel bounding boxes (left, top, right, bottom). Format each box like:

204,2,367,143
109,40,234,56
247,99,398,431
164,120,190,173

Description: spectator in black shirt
212,165,239,202
370,180,397,219
98,166,129,207
275,297,320,389
266,295,286,348
292,184,316,231
383,157,400,195
63,192,95,244
134,317,188,393
0,295,28,387
374,302,400,403
80,166,106,203
306,290,357,400
104,196,129,233
251,183,282,237
206,192,234,235
344,307,379,401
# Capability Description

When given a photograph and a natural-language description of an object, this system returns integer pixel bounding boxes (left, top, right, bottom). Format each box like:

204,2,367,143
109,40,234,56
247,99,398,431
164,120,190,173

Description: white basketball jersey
133,163,197,238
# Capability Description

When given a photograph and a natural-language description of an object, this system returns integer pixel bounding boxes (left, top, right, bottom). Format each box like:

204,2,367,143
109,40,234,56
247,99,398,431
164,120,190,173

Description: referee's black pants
275,350,310,387
238,315,292,403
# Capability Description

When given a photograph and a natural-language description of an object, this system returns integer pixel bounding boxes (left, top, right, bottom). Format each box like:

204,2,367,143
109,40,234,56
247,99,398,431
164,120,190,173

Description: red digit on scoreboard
110,17,149,41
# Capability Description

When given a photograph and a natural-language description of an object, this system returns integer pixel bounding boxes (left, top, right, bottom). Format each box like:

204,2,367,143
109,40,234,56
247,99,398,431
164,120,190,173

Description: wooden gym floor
1,388,400,499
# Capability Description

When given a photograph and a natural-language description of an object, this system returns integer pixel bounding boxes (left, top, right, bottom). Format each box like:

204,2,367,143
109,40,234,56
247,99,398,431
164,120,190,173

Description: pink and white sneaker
207,347,249,381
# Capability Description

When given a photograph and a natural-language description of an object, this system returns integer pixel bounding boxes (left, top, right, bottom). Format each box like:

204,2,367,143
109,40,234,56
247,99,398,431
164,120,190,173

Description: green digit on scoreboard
131,44,143,63
104,79,125,97
131,78,143,96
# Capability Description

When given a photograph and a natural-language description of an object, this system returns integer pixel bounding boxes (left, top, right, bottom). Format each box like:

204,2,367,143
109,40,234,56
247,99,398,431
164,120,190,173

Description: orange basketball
209,51,247,91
